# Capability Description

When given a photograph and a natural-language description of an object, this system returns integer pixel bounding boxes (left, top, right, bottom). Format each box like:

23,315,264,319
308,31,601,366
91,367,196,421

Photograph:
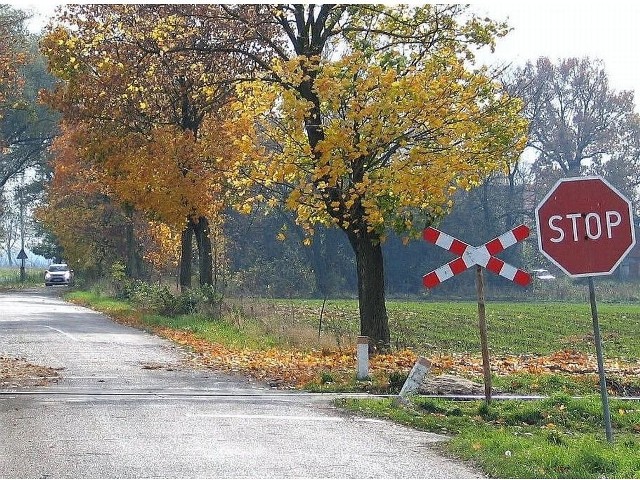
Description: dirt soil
0,356,62,388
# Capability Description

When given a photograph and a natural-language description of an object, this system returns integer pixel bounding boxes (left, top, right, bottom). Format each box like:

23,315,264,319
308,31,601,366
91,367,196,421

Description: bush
388,371,408,393
180,284,223,317
110,262,130,299
128,281,176,314
112,276,224,318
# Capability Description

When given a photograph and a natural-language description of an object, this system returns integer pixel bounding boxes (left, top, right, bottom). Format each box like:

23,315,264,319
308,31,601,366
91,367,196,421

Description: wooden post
475,265,492,404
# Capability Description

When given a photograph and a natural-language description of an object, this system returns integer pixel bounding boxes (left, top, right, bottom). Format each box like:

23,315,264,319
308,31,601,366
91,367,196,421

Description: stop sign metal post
535,176,636,442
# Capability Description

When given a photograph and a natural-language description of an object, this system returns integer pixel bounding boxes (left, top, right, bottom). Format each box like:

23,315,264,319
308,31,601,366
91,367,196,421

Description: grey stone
418,374,486,395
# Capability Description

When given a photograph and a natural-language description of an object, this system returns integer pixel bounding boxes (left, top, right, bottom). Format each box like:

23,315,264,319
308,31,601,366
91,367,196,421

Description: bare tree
591,114,640,207
509,57,637,177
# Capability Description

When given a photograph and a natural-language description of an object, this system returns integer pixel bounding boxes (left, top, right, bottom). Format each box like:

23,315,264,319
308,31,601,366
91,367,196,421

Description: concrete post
397,356,431,400
356,336,369,380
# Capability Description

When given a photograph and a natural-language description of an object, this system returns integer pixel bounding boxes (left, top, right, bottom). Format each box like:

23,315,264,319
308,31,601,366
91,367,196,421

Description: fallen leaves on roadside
0,356,62,388
146,325,640,389
67,296,640,392
152,326,404,387
429,349,640,378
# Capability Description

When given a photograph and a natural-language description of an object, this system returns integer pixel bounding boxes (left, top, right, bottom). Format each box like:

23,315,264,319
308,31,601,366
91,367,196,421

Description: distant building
619,224,640,279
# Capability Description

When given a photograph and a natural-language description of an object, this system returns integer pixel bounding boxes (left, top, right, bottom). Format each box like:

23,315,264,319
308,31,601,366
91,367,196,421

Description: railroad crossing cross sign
422,225,532,288
535,176,636,277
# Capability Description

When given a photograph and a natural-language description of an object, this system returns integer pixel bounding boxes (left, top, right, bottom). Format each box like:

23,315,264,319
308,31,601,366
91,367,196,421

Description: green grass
0,267,44,287
254,298,640,360
66,290,134,315
141,313,281,350
66,290,280,350
491,372,604,397
337,395,640,478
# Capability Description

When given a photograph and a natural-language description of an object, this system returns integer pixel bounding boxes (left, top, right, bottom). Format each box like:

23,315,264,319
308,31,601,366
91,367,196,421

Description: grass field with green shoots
249,298,640,360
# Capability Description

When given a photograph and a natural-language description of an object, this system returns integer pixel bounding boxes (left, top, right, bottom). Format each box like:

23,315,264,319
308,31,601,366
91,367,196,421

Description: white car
44,264,73,286
532,268,556,280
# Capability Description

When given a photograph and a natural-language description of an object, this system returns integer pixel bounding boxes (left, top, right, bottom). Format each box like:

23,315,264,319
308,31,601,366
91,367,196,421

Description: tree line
0,5,639,349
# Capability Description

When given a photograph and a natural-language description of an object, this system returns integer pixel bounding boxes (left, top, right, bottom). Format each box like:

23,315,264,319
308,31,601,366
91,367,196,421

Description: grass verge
337,394,640,478
251,298,640,359
67,291,134,316
66,290,278,350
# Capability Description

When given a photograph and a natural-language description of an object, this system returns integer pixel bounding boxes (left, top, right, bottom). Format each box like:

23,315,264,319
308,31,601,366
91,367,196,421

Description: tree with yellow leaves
40,4,528,348
218,5,528,348
35,122,135,273
40,4,248,288
37,121,188,279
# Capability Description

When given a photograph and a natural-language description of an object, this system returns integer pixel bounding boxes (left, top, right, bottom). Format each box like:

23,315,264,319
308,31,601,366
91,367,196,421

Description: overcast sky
473,2,640,96
14,2,640,101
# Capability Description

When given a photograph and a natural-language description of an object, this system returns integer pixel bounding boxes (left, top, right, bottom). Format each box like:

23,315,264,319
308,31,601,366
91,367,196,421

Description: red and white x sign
422,225,532,288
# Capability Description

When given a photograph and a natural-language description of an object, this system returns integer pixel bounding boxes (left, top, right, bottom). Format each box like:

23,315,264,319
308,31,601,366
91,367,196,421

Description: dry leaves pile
152,327,640,389
0,356,61,388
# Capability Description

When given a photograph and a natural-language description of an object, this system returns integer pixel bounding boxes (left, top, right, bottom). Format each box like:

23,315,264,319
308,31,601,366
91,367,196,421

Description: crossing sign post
422,225,531,403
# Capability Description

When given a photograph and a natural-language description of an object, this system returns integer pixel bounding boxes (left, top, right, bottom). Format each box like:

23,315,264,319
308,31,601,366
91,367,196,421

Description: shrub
388,371,408,393
110,262,131,299
129,281,176,314
181,284,223,317
115,279,224,318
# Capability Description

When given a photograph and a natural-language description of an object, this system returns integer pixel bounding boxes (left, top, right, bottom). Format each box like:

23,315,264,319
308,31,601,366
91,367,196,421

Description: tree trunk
5,223,14,266
124,206,144,279
346,231,390,350
125,220,140,279
309,236,331,298
193,216,213,286
179,220,194,290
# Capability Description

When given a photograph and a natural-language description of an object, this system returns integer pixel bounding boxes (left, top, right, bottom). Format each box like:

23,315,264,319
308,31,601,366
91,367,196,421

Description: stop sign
535,176,636,277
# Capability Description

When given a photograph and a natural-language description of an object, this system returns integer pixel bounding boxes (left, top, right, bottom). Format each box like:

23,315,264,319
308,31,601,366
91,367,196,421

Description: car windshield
48,265,68,272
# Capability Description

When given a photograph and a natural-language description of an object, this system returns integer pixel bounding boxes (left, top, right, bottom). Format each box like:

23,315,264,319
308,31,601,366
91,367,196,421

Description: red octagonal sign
535,176,636,277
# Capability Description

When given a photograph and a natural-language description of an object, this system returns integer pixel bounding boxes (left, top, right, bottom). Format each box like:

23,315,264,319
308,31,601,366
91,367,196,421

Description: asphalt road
0,288,482,479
